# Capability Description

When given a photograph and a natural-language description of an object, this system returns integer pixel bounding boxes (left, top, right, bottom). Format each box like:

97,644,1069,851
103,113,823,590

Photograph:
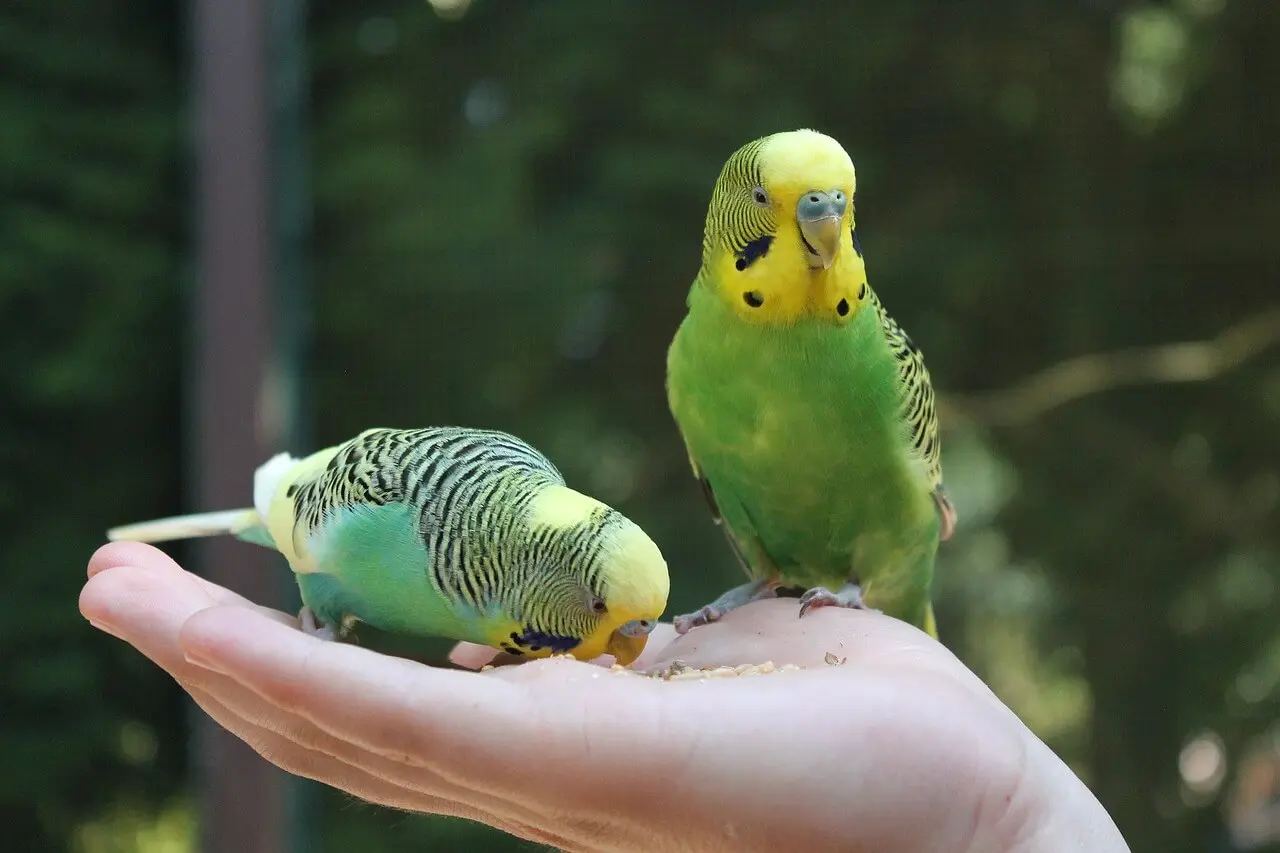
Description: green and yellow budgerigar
666,129,956,638
108,427,669,665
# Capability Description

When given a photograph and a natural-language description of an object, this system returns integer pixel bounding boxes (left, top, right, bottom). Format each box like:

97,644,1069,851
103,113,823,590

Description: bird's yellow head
699,129,869,326
515,486,670,666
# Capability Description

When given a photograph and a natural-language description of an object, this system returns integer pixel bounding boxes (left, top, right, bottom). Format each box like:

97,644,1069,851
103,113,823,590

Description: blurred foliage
0,2,188,852
2,0,1279,851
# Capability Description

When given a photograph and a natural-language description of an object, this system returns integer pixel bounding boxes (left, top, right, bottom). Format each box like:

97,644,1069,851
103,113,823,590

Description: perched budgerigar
107,427,669,665
666,129,956,638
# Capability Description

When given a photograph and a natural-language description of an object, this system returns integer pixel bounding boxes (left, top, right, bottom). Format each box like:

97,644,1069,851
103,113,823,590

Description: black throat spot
734,235,773,271
510,628,581,654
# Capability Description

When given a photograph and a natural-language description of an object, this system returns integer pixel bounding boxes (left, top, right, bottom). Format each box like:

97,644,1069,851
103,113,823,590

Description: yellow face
577,519,669,665
499,487,669,666
701,129,870,326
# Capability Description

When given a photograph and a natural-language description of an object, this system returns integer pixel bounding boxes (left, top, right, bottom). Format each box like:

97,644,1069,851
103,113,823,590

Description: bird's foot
673,604,724,635
673,578,779,634
299,606,339,642
797,582,881,618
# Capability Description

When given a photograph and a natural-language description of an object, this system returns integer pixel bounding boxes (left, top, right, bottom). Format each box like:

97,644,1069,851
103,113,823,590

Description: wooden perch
940,308,1280,428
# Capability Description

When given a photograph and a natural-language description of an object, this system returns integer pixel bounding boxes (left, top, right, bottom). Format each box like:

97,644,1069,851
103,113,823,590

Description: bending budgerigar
666,129,956,638
107,427,669,665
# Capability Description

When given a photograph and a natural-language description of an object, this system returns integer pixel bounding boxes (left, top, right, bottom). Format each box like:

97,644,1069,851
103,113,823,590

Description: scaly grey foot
797,581,881,619
673,578,779,634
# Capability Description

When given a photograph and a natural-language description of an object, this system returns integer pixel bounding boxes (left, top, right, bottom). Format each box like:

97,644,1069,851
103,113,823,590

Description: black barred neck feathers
698,129,870,327
520,485,670,636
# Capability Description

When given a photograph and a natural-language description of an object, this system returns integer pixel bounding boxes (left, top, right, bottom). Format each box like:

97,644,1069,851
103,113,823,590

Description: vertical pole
270,0,315,849
190,0,294,849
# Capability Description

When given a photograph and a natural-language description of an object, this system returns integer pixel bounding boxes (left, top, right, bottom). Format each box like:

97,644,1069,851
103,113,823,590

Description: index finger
88,541,294,621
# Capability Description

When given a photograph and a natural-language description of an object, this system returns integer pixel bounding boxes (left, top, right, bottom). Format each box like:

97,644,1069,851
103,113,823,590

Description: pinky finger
183,681,504,827
180,682,578,849
182,680,444,814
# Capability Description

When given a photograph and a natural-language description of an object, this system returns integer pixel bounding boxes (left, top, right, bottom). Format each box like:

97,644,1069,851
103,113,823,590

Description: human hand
79,542,1128,853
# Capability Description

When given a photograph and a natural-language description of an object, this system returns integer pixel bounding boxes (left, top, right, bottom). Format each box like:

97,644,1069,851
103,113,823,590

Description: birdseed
613,659,804,680
479,655,808,678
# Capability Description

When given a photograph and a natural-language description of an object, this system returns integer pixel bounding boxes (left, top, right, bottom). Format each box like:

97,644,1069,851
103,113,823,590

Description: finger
89,540,189,579
184,682,455,815
88,541,298,620
182,682,579,850
447,644,546,669
447,642,501,669
79,564,296,669
81,557,296,642
187,665,594,843
179,606,538,778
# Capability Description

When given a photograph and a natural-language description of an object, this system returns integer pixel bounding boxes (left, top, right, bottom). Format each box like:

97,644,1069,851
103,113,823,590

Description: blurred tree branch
1073,413,1275,544
941,308,1280,428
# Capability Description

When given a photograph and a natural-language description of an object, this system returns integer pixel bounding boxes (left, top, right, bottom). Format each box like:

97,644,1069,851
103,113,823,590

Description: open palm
79,542,1126,853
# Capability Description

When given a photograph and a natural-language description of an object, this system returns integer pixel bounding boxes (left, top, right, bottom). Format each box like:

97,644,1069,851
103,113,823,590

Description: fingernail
87,618,122,638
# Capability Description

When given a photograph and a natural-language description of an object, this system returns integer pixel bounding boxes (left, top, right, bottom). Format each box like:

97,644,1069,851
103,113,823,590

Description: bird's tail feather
106,508,261,544
923,602,939,640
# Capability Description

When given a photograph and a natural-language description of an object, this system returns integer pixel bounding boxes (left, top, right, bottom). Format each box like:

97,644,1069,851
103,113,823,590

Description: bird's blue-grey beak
607,619,655,667
796,189,848,270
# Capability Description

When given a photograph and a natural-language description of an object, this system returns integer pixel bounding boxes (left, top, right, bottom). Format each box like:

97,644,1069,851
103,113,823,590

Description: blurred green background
4,0,1279,851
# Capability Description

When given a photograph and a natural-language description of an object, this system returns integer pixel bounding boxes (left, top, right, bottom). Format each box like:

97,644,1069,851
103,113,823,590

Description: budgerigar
666,129,956,638
108,427,669,664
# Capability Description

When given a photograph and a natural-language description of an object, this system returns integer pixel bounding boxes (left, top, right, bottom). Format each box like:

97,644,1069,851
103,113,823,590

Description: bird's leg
673,578,779,634
298,606,339,642
797,581,881,618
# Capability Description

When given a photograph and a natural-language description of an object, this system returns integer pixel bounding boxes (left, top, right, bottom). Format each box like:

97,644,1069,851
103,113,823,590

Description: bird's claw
299,606,339,642
797,584,880,618
672,578,780,635
673,605,723,635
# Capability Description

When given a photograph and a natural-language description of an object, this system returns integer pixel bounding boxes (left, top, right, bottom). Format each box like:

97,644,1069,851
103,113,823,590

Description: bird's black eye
591,596,607,615
751,186,770,207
